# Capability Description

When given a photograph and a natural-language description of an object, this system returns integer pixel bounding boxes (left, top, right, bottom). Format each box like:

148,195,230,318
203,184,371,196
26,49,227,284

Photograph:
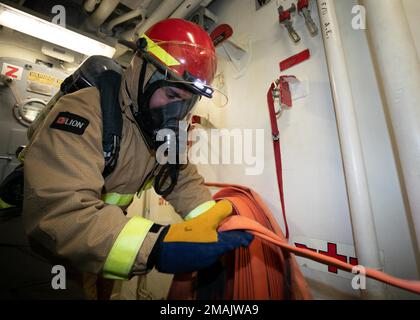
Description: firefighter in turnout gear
21,19,253,299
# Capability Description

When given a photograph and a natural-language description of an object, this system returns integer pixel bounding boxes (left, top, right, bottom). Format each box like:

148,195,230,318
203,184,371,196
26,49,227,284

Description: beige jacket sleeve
164,163,213,218
22,88,158,276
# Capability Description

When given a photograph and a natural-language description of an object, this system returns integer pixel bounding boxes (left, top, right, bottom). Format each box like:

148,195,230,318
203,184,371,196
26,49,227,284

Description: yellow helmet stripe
142,34,181,67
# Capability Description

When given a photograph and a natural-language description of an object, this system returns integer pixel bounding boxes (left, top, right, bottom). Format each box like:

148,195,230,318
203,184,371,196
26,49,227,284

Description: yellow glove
149,200,254,274
164,199,233,243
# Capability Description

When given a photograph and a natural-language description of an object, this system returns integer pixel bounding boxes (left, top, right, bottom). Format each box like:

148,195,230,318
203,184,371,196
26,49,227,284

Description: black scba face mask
133,63,199,196
139,79,198,152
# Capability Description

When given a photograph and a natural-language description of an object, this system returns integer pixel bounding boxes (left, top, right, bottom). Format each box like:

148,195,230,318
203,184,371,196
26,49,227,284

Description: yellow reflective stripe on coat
184,200,216,221
102,193,134,207
102,216,154,280
142,34,181,67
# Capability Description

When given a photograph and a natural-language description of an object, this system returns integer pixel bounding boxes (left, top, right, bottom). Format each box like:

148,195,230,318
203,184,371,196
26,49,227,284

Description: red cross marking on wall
349,257,359,266
318,242,347,273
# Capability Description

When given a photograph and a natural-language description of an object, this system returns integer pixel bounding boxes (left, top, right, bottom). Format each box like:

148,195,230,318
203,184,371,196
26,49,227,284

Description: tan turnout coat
22,55,211,278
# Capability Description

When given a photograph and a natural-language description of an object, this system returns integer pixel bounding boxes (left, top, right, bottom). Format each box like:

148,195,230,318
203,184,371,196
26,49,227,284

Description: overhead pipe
361,0,420,255
84,0,101,13
128,0,184,39
106,8,143,32
105,0,153,32
84,0,120,32
169,0,204,19
113,0,184,58
316,0,385,298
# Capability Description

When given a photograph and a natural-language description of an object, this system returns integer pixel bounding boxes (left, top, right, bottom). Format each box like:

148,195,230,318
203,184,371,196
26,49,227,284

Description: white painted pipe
113,0,184,58
361,0,420,255
170,0,204,19
106,8,143,32
86,0,120,30
131,0,184,39
84,0,101,13
106,0,153,32
317,0,385,298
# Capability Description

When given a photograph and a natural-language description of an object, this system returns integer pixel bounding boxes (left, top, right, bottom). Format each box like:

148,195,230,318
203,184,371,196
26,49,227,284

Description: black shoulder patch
50,112,90,135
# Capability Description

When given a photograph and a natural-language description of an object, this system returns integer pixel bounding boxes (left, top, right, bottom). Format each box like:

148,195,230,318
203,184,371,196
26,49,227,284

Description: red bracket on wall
279,48,311,72
210,24,233,47
271,75,299,114
279,75,297,110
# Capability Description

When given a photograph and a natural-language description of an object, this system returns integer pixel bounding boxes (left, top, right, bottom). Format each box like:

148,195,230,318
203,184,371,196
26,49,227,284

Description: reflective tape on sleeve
102,216,154,280
102,193,134,207
184,200,216,221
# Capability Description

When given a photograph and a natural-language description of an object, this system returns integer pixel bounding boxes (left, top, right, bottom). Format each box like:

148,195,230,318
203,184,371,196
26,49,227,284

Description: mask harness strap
135,60,181,197
154,162,180,198
137,59,148,101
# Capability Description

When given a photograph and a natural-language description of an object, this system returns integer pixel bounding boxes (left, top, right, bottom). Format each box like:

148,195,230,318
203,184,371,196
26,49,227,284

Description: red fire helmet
142,18,217,87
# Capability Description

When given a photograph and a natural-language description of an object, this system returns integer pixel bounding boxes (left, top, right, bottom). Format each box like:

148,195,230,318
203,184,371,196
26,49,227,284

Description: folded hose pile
168,183,420,299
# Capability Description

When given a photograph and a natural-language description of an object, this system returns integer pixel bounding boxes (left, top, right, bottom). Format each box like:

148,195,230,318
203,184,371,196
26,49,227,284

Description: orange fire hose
207,182,420,296
168,182,311,300
208,182,311,299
